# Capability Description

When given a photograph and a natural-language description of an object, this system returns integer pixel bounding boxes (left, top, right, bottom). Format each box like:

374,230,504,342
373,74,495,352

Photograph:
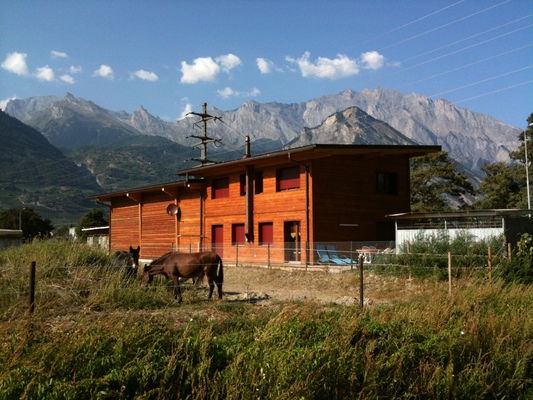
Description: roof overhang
177,144,441,178
89,180,191,202
387,209,532,220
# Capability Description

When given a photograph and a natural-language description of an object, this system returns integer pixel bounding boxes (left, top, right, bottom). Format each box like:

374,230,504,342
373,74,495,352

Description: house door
212,225,224,258
284,221,300,262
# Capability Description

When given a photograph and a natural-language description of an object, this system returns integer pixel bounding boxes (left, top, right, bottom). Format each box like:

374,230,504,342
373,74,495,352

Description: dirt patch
217,265,424,307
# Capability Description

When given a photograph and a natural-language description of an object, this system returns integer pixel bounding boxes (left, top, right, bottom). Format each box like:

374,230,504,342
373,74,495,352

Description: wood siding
100,146,434,265
310,155,410,242
110,197,140,253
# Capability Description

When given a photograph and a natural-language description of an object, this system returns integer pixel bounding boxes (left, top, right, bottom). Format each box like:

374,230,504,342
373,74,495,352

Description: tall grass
1,241,532,399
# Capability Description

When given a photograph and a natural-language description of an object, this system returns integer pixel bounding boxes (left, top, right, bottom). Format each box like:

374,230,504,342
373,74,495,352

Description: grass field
0,241,532,399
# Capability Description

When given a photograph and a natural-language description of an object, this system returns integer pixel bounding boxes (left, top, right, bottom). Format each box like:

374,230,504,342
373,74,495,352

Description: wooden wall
310,155,410,243
106,152,412,264
202,163,308,264
140,191,176,258
110,197,140,253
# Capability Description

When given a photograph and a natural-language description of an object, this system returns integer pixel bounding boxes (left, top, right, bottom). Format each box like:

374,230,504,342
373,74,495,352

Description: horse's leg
172,276,182,302
207,276,215,300
216,279,223,299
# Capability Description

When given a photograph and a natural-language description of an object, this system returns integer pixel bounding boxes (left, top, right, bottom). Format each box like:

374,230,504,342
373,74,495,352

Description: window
212,177,229,199
240,174,246,196
277,166,300,191
232,223,245,245
259,222,273,246
255,171,264,194
376,172,398,195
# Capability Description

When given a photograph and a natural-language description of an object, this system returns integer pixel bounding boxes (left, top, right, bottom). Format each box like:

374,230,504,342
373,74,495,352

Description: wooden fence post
448,252,452,296
488,246,492,283
359,255,364,308
507,243,512,260
29,261,36,314
235,244,239,267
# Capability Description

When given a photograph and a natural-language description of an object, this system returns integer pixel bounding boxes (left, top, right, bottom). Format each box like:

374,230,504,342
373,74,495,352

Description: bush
397,231,504,280
495,233,533,284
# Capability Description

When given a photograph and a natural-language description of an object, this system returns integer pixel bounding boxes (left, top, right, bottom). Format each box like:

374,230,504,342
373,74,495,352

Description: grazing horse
142,251,223,302
113,246,140,278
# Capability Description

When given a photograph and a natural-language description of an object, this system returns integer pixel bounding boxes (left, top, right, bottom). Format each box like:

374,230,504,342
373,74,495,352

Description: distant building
388,209,533,250
81,226,109,249
0,229,23,250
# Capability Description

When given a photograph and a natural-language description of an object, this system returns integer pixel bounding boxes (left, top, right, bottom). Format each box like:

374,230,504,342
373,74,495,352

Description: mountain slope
287,106,417,147
0,110,102,224
4,88,521,179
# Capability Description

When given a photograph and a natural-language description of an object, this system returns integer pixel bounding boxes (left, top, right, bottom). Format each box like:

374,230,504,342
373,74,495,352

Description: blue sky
1,0,531,128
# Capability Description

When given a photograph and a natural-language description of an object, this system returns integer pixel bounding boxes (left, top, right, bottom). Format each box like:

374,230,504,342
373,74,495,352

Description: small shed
0,229,23,250
81,226,109,249
388,209,533,249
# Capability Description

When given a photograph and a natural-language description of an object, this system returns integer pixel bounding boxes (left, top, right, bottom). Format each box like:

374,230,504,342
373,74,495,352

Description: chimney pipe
244,135,251,158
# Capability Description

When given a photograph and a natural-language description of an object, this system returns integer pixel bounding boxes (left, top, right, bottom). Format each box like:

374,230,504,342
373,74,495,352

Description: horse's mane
151,252,173,264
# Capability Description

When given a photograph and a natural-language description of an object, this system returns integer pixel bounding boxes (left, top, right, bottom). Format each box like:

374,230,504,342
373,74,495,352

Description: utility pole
187,103,222,166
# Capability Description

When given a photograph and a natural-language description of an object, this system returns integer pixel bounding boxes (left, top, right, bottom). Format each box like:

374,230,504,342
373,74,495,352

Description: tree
473,162,523,209
75,209,108,239
474,113,533,209
0,208,54,240
410,151,474,213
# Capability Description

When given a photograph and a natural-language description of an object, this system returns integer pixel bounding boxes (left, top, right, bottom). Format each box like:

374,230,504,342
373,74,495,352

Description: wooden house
92,144,440,265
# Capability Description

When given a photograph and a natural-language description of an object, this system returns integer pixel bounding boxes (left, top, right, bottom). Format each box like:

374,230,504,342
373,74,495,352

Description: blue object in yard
316,244,348,265
326,244,355,264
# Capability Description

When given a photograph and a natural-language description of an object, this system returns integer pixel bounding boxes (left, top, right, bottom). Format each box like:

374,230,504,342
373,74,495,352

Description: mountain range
2,87,522,225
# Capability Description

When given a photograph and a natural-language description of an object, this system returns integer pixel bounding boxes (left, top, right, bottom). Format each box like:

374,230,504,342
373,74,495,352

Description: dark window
255,171,264,194
259,222,273,246
376,172,398,195
232,223,245,245
240,174,246,196
277,166,300,191
212,177,229,199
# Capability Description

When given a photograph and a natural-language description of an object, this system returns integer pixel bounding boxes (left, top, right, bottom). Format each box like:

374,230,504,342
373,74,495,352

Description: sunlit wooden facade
92,144,440,265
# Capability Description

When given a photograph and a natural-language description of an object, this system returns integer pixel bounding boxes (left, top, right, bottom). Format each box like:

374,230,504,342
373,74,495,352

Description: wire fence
1,240,511,313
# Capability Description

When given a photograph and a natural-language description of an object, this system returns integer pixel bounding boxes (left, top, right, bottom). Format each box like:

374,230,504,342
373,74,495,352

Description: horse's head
129,246,141,268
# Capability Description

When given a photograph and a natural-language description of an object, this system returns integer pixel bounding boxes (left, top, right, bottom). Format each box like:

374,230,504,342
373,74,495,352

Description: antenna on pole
186,102,222,166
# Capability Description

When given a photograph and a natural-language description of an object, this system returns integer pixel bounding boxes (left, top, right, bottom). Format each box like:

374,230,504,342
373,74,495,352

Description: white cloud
217,87,236,99
360,51,385,70
1,52,30,76
131,69,158,82
60,74,75,84
215,54,242,72
69,65,82,74
179,102,193,120
0,95,17,110
285,51,359,79
180,53,242,84
34,65,55,81
257,58,273,74
93,64,114,79
217,86,260,99
181,57,220,84
51,50,68,58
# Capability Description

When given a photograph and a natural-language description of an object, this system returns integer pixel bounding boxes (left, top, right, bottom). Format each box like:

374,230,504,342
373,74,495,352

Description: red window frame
212,177,229,199
232,223,245,245
277,166,300,191
259,222,274,246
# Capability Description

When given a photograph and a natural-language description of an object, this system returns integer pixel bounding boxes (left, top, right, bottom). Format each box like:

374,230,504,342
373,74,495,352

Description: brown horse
142,251,223,302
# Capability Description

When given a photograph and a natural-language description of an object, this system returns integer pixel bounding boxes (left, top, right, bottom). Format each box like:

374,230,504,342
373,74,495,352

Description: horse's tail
216,255,224,283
